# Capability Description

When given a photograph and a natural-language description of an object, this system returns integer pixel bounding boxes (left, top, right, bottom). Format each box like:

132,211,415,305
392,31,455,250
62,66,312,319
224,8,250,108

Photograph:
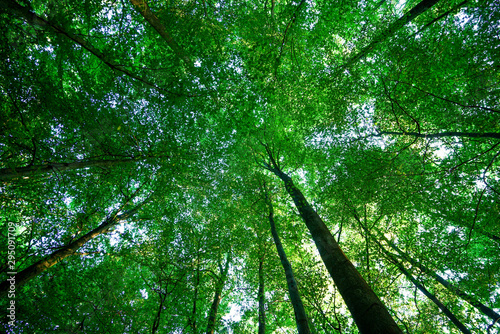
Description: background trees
1,0,499,333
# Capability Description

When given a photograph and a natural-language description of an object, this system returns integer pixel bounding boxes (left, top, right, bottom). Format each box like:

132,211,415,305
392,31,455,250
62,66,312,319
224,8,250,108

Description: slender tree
262,144,402,334
379,241,472,334
349,209,474,334
206,251,231,334
258,257,266,334
264,184,311,334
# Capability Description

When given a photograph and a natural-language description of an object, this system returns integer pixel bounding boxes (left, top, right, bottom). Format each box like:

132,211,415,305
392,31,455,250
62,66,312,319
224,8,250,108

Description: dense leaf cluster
1,0,499,333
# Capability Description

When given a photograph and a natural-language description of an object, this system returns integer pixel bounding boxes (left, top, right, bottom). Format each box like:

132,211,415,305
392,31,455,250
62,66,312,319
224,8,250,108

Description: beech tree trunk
258,258,266,334
152,293,167,334
0,206,142,297
0,159,136,181
263,147,402,334
206,252,231,334
188,254,201,333
266,192,311,334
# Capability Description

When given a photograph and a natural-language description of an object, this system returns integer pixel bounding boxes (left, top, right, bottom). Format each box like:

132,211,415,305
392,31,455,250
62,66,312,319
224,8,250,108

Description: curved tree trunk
262,147,402,334
266,192,311,334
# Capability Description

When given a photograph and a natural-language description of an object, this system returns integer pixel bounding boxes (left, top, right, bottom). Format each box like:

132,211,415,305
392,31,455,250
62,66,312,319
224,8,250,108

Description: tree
262,143,402,333
264,183,311,334
1,0,499,332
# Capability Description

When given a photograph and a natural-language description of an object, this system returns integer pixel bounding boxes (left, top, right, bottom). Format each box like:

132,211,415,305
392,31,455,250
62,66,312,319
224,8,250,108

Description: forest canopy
1,0,499,333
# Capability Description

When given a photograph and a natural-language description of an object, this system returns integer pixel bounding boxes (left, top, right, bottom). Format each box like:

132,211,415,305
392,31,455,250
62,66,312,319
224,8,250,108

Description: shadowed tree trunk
206,251,231,334
0,203,143,297
264,187,311,334
258,257,266,334
0,158,137,181
188,253,201,333
262,145,402,334
152,293,167,334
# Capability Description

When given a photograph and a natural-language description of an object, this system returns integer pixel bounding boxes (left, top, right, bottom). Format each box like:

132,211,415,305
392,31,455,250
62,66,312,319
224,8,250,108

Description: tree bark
206,252,231,334
262,148,402,334
258,258,266,334
0,158,136,181
188,253,201,333
265,191,311,334
375,228,500,324
0,205,142,297
343,0,440,68
152,293,167,334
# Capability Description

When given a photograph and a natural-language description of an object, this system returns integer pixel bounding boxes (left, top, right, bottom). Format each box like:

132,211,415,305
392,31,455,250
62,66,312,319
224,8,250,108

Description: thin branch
376,131,500,140
391,80,500,114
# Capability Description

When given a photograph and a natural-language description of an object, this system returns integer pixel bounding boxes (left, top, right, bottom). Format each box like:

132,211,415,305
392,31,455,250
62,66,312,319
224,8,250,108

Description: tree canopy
1,0,499,333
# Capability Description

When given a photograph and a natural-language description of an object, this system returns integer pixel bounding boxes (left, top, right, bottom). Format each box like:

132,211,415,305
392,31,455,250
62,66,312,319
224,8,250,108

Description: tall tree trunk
374,228,500,324
265,190,311,334
343,0,440,68
0,158,137,181
206,251,231,334
258,258,266,334
188,252,201,333
262,147,402,334
0,204,143,297
152,293,167,334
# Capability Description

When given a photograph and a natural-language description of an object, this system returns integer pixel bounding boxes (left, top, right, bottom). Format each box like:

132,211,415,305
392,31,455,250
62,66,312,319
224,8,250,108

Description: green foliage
1,0,499,333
